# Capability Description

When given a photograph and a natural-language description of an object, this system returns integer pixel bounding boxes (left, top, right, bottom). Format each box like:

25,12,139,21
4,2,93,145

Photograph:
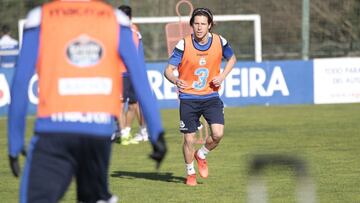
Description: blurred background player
112,5,149,145
0,24,19,69
7,0,166,202
164,7,236,186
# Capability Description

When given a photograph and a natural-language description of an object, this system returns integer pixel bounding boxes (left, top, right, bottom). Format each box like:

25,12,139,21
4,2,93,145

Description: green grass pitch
1,103,359,202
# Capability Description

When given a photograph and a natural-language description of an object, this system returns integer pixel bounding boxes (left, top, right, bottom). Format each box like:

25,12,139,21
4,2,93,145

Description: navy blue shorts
179,97,224,133
21,133,112,203
123,76,137,104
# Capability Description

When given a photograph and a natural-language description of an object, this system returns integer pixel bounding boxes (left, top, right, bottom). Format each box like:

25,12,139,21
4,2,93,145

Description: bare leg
119,103,126,131
203,120,209,140
204,123,224,151
197,124,204,144
183,132,197,185
197,117,209,144
134,103,145,127
125,103,137,129
183,133,197,164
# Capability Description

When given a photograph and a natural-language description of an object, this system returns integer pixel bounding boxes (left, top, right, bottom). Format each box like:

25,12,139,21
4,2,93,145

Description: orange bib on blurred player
37,1,124,117
179,33,222,95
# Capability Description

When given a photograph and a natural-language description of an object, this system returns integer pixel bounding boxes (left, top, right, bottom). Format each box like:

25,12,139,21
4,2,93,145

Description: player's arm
216,54,236,82
164,41,188,89
164,63,178,84
211,36,237,87
164,64,185,90
8,8,40,177
8,9,40,158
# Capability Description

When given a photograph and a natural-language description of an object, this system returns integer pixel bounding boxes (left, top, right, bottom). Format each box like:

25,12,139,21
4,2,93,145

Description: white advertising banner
314,57,360,104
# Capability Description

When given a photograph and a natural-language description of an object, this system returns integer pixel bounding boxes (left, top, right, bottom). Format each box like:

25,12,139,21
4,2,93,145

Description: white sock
140,126,147,134
121,127,131,138
197,145,210,159
186,162,196,175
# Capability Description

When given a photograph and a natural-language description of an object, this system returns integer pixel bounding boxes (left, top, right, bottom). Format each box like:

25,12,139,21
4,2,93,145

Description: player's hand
150,132,167,169
211,76,224,87
175,79,188,90
9,147,27,177
9,155,20,177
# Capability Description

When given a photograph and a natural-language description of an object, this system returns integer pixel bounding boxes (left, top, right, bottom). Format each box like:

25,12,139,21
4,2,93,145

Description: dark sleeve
220,37,235,60
8,27,39,157
168,48,183,67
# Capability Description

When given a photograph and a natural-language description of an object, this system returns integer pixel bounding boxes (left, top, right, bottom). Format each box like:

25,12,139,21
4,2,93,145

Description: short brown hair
189,8,214,28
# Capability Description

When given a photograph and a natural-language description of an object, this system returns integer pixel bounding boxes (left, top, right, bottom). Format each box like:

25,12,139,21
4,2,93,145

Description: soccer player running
164,7,236,186
7,0,166,202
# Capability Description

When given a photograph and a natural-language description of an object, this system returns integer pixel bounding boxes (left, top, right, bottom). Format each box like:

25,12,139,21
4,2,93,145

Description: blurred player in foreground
7,0,166,202
164,7,236,186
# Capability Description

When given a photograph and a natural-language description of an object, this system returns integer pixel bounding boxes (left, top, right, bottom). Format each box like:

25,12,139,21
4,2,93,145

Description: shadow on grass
111,170,186,184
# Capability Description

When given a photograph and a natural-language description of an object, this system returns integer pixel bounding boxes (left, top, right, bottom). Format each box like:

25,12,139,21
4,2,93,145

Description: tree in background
2,0,360,60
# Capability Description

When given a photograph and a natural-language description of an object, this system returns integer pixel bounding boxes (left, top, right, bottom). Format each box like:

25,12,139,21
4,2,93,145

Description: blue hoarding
147,60,314,108
0,60,314,116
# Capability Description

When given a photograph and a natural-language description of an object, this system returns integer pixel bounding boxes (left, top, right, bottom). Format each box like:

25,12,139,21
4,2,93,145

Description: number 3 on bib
192,68,209,90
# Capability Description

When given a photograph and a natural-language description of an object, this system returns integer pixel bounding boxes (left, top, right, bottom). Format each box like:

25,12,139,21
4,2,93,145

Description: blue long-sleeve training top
8,7,163,157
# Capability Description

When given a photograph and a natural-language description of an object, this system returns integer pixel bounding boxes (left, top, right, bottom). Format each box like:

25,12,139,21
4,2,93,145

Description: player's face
192,15,211,42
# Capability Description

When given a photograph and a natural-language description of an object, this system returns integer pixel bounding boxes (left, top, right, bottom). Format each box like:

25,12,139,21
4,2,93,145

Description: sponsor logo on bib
66,35,103,67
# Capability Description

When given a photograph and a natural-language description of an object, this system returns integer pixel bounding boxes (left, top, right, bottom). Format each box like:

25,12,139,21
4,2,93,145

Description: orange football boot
194,150,208,178
186,174,197,186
